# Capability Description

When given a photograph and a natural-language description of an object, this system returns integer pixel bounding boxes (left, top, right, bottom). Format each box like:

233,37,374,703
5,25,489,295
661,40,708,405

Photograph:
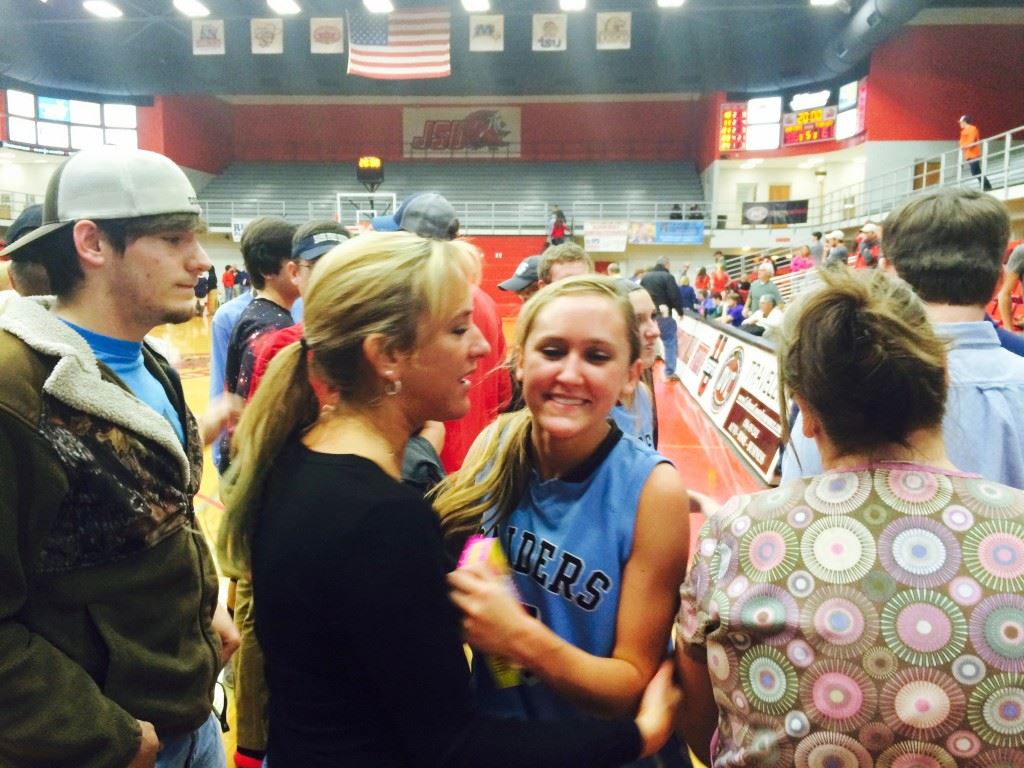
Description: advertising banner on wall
583,220,630,252
677,314,783,482
403,107,520,158
742,199,809,226
626,220,705,245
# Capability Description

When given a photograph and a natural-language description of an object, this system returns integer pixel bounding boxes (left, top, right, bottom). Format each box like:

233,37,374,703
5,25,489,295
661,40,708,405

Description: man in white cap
0,146,238,768
823,229,849,268
855,222,881,268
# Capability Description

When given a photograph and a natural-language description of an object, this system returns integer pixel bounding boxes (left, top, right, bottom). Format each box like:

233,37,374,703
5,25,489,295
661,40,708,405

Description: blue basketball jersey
475,432,667,722
610,384,655,449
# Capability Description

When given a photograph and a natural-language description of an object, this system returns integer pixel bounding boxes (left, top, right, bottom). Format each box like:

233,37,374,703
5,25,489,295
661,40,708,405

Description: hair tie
300,337,309,352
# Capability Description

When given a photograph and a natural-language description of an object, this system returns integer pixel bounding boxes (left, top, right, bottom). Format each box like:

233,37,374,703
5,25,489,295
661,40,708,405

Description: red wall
867,25,1024,141
137,95,234,174
468,234,548,318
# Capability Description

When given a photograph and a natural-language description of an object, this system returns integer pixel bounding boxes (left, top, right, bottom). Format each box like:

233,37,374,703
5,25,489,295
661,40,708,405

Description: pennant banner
533,13,566,52
596,12,630,50
192,19,225,56
347,8,451,80
310,18,344,54
469,14,504,52
251,18,283,54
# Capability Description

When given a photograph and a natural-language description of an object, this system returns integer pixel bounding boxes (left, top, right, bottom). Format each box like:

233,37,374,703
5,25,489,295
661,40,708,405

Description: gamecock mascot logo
461,110,511,149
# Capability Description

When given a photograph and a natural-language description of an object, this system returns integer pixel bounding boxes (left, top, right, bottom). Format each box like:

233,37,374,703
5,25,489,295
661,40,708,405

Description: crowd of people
1,144,1023,768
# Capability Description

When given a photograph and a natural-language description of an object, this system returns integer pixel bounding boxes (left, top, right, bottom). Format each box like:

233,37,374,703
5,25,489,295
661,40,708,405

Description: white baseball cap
1,146,201,259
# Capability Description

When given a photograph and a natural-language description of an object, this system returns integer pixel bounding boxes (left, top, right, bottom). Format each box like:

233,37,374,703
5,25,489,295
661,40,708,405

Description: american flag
346,8,451,80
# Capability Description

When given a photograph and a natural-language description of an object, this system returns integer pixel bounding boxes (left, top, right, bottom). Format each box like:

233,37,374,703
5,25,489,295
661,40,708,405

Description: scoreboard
719,102,747,152
782,106,838,146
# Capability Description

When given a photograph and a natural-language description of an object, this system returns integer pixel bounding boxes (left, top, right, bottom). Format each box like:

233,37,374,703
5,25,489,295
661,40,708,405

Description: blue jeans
657,316,679,376
156,713,225,768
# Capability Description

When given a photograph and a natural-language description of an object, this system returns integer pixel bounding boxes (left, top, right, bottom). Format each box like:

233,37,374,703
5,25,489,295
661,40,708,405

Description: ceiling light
363,0,394,12
461,0,490,10
267,0,301,14
83,0,123,18
809,0,838,5
560,0,586,9
173,0,209,17
657,0,686,7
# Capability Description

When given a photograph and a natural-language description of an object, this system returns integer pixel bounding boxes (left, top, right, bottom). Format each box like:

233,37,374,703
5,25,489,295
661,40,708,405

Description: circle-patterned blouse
677,465,1024,768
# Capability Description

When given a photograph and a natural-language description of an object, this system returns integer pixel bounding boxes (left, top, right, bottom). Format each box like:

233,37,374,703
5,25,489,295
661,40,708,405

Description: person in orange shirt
959,114,992,191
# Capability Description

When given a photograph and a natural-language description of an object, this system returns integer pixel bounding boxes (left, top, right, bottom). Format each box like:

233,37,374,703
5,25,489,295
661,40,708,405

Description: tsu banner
742,199,809,226
403,107,520,158
533,14,567,51
583,221,629,253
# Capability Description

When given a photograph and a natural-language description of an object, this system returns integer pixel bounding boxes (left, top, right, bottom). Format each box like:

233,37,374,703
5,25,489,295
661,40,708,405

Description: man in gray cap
498,254,541,302
0,146,238,768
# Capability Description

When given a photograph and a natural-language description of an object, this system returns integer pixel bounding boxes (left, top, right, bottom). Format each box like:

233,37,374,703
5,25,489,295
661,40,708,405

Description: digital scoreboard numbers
782,106,838,146
719,102,747,152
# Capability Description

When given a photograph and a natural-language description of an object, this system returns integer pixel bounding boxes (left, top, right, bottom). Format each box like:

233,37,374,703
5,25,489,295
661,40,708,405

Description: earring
383,379,402,396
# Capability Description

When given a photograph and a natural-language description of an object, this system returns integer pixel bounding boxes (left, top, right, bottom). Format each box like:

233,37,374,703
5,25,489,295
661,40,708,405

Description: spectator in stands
641,256,685,381
743,262,782,315
996,242,1024,331
676,266,1024,768
693,266,709,292
539,242,594,285
686,204,703,221
720,291,744,328
193,272,209,316
855,222,882,268
377,191,509,473
823,229,849,267
546,204,568,245
698,290,719,319
498,255,541,302
959,113,993,191
709,261,730,294
739,294,782,339
782,187,1024,489
789,245,815,272
808,231,824,265
759,253,777,275
678,275,697,312
223,264,236,300
207,264,219,316
2,204,50,300
236,265,251,295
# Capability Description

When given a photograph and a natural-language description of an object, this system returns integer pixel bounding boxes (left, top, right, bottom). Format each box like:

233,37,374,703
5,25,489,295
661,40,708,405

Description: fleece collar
0,295,191,486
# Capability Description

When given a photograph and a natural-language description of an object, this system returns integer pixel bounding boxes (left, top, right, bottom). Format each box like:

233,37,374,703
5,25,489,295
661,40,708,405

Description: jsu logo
411,110,510,151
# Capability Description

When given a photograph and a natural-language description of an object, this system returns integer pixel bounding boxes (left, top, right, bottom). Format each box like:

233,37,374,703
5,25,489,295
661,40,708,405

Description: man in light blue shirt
782,187,1024,489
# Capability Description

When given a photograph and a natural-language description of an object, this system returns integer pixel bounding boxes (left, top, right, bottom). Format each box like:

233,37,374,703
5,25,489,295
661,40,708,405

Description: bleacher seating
196,160,705,230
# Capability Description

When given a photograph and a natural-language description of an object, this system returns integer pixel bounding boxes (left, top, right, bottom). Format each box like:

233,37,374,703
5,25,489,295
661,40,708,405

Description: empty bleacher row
195,160,705,232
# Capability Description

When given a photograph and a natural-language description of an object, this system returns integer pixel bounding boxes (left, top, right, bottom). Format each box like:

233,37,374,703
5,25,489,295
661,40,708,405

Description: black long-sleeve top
252,442,643,767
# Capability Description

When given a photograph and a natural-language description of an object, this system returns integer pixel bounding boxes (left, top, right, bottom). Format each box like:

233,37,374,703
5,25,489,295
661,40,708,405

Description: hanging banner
583,221,629,253
310,18,344,54
470,14,504,51
626,220,705,245
533,13,567,51
742,199,809,226
192,19,225,56
596,12,630,50
251,18,284,54
403,106,520,158
677,315,783,482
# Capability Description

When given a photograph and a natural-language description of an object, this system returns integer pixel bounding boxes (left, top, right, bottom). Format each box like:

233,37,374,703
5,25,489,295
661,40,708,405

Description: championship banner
583,221,629,253
533,13,566,51
231,218,253,243
192,19,225,56
677,315,783,482
403,106,520,158
596,12,630,50
251,18,284,54
469,14,504,52
310,18,344,54
742,199,809,226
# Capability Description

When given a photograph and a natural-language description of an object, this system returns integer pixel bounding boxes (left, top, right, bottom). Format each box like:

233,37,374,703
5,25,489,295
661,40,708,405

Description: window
4,88,138,154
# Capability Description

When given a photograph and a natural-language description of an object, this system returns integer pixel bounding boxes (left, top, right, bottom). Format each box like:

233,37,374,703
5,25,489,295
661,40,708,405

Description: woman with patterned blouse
675,267,1024,768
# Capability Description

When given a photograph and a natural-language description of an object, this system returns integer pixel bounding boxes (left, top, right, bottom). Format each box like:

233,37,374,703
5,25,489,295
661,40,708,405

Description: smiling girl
436,275,690,762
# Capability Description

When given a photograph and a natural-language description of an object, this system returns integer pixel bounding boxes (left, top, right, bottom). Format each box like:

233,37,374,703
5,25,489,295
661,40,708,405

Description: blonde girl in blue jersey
437,276,690,754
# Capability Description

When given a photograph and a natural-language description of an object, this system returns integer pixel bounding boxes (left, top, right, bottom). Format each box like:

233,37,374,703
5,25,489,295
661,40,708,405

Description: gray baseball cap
1,146,201,259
